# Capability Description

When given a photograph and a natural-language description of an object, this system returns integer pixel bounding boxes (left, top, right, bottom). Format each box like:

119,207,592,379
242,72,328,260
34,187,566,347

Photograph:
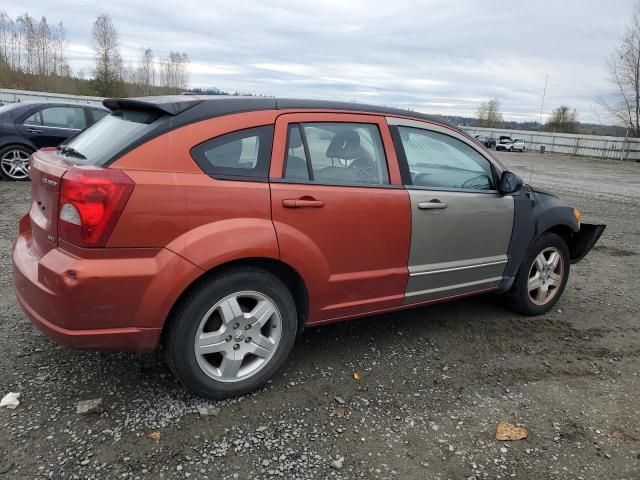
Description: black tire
0,144,33,181
506,233,570,316
163,267,298,399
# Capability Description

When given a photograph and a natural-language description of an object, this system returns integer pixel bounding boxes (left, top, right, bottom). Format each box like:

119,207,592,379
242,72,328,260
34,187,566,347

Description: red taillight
58,167,134,247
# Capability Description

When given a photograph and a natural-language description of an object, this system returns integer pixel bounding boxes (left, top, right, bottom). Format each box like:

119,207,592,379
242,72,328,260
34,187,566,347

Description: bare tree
52,22,69,76
16,14,36,74
91,13,122,96
546,106,578,133
159,51,189,93
0,11,12,67
476,99,503,128
137,47,155,95
35,16,51,77
600,2,640,137
0,9,194,97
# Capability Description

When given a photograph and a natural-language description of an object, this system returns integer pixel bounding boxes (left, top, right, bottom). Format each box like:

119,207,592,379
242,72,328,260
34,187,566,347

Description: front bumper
12,231,202,352
569,223,606,263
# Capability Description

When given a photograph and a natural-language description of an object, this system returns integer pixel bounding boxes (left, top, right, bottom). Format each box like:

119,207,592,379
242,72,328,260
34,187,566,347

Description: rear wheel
506,233,570,315
0,145,32,181
164,267,298,399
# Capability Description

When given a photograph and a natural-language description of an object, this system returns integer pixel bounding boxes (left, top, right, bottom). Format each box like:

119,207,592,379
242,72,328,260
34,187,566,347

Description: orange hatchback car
13,96,604,398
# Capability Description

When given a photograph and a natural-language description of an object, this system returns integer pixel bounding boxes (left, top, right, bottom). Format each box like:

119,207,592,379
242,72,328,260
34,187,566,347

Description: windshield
61,109,161,166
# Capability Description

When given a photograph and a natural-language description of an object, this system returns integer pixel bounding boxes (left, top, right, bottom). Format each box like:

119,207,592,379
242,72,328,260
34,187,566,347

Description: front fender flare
534,205,579,237
499,190,580,292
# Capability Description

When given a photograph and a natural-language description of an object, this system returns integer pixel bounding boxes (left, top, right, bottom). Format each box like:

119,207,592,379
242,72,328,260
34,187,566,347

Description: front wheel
163,268,298,399
506,233,570,315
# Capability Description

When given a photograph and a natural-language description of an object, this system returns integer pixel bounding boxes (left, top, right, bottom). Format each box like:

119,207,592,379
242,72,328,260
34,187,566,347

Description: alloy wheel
194,291,282,383
1,148,30,180
527,247,565,306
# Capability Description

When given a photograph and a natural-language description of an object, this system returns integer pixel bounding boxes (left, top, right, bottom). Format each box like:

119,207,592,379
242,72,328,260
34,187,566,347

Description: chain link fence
462,126,640,161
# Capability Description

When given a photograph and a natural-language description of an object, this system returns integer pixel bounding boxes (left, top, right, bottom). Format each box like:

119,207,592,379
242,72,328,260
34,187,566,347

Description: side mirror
499,171,522,194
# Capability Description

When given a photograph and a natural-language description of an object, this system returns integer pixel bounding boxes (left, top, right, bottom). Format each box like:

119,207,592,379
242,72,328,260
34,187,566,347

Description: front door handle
282,198,325,208
418,200,448,210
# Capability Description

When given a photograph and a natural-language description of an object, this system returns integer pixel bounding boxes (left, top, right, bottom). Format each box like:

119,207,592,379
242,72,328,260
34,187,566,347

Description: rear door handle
27,128,42,134
418,200,448,210
282,198,325,208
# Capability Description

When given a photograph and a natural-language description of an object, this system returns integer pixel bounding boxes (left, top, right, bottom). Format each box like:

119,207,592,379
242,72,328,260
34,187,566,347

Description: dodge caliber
12,96,605,398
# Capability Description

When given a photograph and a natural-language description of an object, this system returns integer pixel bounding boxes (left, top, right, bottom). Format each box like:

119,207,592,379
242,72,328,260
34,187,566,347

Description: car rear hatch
26,103,180,256
25,96,212,255
28,149,74,257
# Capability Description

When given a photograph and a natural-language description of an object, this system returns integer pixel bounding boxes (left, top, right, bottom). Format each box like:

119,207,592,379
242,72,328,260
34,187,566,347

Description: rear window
60,109,161,166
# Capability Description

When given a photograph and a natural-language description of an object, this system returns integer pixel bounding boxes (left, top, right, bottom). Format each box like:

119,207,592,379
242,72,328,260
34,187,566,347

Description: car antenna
532,73,549,185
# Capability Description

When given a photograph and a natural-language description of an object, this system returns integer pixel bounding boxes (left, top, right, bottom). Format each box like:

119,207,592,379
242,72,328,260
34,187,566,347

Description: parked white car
495,137,526,152
512,138,526,152
495,137,514,151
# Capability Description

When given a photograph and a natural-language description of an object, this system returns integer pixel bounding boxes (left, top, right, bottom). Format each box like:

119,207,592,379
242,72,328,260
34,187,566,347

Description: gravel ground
0,151,639,480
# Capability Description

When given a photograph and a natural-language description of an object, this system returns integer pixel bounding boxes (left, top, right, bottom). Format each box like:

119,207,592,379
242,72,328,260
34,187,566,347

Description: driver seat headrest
326,129,361,159
288,129,303,149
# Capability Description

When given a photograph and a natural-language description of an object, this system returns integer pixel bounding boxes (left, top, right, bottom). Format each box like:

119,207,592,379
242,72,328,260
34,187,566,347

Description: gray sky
4,0,635,122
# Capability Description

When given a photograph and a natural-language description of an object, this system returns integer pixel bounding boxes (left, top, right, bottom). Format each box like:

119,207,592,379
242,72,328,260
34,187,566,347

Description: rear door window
191,126,273,180
283,122,389,186
37,106,86,129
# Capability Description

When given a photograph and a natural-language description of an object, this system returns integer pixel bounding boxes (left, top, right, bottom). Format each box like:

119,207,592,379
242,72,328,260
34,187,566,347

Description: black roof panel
103,95,457,130
275,98,452,127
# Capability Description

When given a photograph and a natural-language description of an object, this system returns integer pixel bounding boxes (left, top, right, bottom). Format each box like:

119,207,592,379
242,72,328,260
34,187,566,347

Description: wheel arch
162,257,309,343
542,224,574,245
0,138,37,152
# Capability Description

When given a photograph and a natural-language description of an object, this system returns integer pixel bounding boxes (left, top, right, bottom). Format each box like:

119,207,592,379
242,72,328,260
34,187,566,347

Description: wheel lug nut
226,335,232,342
245,324,251,330
245,337,251,343
233,323,240,330
233,344,240,350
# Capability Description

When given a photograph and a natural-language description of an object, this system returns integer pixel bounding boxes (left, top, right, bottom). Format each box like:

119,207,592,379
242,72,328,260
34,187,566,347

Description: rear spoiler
103,96,203,116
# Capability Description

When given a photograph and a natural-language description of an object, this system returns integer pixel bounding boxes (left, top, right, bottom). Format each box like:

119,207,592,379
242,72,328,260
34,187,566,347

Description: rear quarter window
190,126,274,180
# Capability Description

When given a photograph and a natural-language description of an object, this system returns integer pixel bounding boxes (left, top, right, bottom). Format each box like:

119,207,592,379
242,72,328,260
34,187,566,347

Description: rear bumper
14,287,162,351
569,223,606,263
12,232,202,352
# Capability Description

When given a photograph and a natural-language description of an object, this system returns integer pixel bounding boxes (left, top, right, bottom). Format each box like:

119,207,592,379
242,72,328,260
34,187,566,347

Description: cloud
3,0,636,122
